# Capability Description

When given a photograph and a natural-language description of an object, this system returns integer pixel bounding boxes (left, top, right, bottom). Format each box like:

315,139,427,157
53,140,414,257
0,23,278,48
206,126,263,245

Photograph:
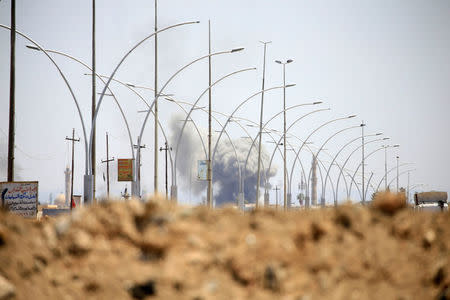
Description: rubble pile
0,193,449,299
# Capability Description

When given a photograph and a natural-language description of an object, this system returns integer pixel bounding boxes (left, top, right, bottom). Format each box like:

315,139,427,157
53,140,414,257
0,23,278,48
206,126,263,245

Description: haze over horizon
1,0,449,205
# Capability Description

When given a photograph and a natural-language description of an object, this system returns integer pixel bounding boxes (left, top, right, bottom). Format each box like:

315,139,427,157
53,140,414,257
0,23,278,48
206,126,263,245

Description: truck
414,191,448,212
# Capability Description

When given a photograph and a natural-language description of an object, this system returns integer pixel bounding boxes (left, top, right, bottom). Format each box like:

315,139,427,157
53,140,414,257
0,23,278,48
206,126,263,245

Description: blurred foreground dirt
0,193,449,300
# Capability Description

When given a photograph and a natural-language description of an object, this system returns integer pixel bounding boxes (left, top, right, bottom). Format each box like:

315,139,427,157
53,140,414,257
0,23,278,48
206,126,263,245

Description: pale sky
1,0,449,205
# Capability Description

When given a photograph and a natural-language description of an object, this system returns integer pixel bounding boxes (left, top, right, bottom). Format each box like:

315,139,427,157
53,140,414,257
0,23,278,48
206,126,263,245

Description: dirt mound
0,194,449,299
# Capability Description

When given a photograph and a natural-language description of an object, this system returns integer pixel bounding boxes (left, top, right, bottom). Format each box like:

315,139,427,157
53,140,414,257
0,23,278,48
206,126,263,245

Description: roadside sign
118,159,134,181
197,160,208,181
0,181,38,218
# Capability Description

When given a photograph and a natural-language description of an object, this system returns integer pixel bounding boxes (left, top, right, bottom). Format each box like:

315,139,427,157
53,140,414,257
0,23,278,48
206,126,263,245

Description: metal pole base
305,196,310,208
170,185,177,203
264,192,269,207
83,174,94,205
287,193,292,209
238,192,244,211
320,196,326,207
131,180,139,198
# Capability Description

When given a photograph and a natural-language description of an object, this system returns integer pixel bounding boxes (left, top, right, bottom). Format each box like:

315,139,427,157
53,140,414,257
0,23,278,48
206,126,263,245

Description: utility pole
66,129,80,210
91,0,97,203
134,137,146,198
7,0,16,182
101,132,114,198
273,186,280,210
256,41,271,209
159,142,172,199
207,20,213,209
154,0,159,194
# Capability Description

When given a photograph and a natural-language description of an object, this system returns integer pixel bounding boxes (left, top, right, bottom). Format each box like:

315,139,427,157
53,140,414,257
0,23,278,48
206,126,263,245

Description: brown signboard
118,159,133,181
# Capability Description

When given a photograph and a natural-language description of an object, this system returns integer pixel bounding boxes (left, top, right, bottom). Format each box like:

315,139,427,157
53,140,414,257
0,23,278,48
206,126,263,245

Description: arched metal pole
212,86,293,165
0,25,89,175
348,146,387,199
321,133,382,203
241,103,323,207
291,115,356,206
264,109,329,203
335,137,389,205
28,49,136,167
375,163,415,192
304,125,359,206
388,169,416,189
135,56,249,198
172,67,255,198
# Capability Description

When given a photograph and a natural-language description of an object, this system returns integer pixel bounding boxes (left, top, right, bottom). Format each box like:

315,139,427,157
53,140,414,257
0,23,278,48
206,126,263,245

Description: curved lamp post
382,144,400,190
334,137,389,205
24,47,138,197
289,115,357,207
242,103,324,207
275,59,294,210
321,132,383,204
375,163,415,192
170,66,254,201
3,21,201,204
347,145,398,200
304,125,360,206
0,25,89,176
262,108,328,206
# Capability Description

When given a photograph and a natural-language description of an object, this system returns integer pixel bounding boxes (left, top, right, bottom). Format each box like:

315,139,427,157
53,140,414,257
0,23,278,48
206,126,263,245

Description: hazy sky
1,0,449,205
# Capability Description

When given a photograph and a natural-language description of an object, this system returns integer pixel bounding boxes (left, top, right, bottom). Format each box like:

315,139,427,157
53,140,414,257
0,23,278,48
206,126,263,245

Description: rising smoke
169,114,277,206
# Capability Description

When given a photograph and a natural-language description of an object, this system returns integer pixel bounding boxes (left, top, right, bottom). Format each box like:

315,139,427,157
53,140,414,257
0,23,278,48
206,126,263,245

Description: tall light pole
322,133,382,203
92,0,97,202
383,144,399,191
256,41,271,208
7,0,16,182
275,59,293,210
90,20,200,202
154,0,159,194
361,121,366,205
207,20,213,208
396,155,400,192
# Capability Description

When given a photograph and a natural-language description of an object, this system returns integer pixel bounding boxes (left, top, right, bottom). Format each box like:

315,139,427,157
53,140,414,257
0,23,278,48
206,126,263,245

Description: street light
171,67,254,203
335,137,389,205
275,59,294,211
263,108,329,206
212,85,295,208
90,20,200,203
322,132,382,203
383,144,400,190
289,115,357,207
242,104,325,208
304,125,360,206
21,20,200,204
375,162,415,192
255,41,272,210
348,144,398,199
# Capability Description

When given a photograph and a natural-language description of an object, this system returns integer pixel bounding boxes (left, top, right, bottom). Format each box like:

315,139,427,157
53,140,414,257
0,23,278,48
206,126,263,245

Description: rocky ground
0,192,449,300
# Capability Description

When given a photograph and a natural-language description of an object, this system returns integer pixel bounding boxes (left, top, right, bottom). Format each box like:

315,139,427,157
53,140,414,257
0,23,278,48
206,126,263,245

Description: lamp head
287,59,294,64
376,132,383,136
313,101,323,105
383,137,390,140
348,115,357,118
126,83,136,87
286,84,296,88
393,144,400,147
275,60,282,64
26,45,40,51
231,47,244,53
